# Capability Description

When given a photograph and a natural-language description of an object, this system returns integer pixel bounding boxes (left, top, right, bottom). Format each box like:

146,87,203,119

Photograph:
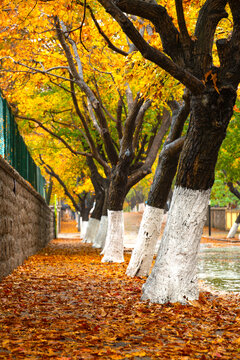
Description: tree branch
97,0,205,94
55,17,120,165
164,135,185,158
87,3,129,56
226,0,240,86
133,99,152,149
194,0,228,76
0,56,73,83
227,181,240,200
40,156,80,211
175,0,191,44
116,98,123,140
114,0,184,65
70,80,111,174
54,16,98,106
167,90,190,143
138,107,171,168
16,115,90,157
127,107,171,190
120,95,144,159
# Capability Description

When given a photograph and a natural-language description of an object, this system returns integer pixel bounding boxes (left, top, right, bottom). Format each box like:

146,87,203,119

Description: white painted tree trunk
126,205,164,277
227,222,240,238
75,213,81,231
142,186,211,304
155,213,168,253
81,220,88,240
93,216,108,248
84,218,100,244
101,210,124,263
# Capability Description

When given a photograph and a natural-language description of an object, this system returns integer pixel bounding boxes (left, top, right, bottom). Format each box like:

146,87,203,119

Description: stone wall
0,156,55,280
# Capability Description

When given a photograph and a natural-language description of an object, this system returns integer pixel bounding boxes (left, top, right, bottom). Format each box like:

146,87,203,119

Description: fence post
208,201,211,236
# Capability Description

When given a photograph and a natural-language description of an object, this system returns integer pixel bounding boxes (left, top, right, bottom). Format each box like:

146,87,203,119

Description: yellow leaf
211,72,220,94
234,338,240,344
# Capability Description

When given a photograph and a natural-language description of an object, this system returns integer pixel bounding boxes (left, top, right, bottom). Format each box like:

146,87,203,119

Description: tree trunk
93,215,108,249
126,205,164,277
227,213,240,238
84,217,101,244
101,160,129,262
126,147,182,277
81,219,88,239
80,205,89,238
80,194,94,242
93,188,109,248
84,191,104,244
126,99,189,277
101,210,125,263
142,86,236,304
83,155,107,244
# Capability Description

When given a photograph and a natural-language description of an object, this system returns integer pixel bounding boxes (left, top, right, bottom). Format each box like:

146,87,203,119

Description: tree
39,155,95,237
96,0,240,303
0,2,173,263
126,94,190,277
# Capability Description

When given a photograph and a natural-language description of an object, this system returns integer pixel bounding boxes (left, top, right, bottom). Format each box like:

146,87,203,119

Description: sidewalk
1,223,240,359
202,226,240,244
58,215,240,248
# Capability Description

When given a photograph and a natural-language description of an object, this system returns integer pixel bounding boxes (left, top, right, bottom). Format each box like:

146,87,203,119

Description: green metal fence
0,93,46,198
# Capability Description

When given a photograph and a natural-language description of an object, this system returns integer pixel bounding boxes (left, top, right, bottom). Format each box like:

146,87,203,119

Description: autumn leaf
0,220,240,359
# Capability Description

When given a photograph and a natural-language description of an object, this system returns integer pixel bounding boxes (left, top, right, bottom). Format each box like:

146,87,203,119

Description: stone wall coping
0,155,49,208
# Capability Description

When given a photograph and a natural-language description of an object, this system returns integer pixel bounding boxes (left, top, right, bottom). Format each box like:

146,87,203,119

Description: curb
202,236,240,244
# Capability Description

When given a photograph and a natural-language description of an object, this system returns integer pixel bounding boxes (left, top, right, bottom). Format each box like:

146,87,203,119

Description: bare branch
141,108,171,169
55,16,120,165
54,16,99,106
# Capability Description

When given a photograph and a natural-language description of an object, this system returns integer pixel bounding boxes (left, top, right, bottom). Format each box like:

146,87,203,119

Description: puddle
198,244,240,292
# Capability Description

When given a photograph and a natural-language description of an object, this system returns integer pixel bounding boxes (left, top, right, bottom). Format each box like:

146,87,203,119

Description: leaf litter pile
1,226,240,359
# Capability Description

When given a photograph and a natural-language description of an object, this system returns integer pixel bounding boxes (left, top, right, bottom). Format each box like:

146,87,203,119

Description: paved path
58,212,240,249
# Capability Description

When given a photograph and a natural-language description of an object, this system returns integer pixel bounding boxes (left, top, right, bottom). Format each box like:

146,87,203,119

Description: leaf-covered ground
1,224,240,359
